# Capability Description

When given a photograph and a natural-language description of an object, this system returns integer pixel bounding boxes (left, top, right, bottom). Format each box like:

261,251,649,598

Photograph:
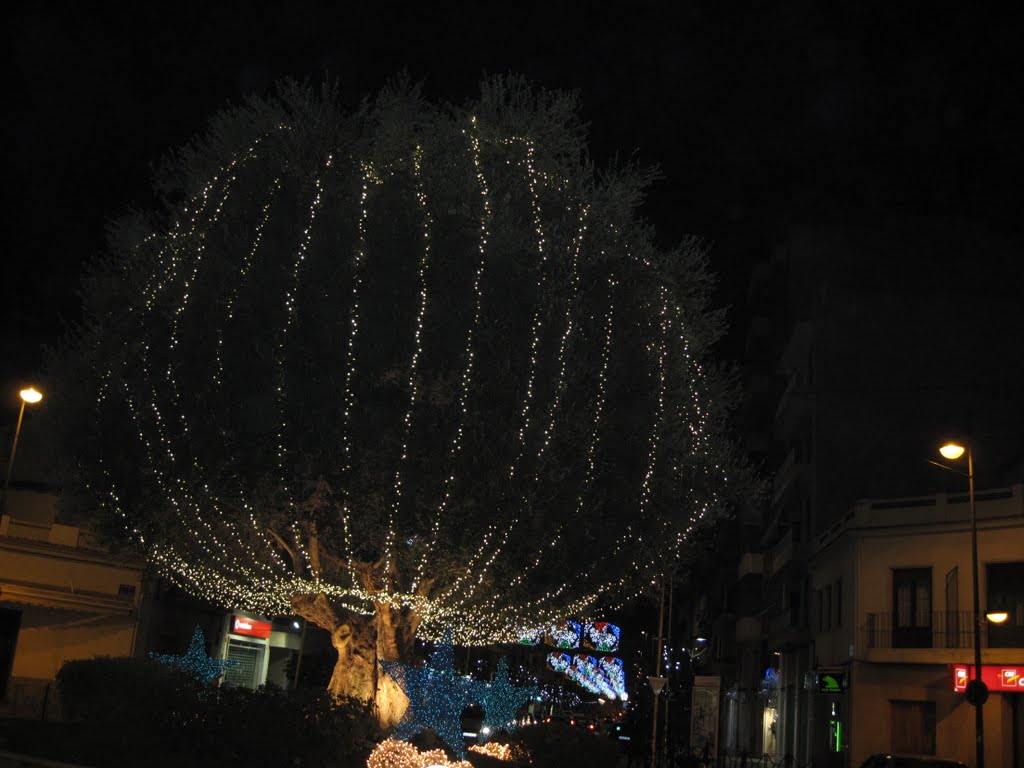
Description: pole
663,575,674,766
969,446,984,768
1,399,27,516
651,577,665,768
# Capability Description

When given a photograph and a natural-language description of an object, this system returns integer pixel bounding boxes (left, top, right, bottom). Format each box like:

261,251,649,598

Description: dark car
859,755,968,768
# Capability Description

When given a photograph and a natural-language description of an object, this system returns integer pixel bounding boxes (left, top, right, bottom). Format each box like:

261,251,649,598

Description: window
815,590,823,633
890,700,935,755
893,568,932,648
824,585,832,631
835,578,842,627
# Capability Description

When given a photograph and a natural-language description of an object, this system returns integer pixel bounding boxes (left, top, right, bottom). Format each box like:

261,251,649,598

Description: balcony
863,612,1024,652
765,528,805,577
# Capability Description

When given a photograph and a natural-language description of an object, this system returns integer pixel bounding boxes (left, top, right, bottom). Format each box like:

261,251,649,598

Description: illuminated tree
50,77,745,722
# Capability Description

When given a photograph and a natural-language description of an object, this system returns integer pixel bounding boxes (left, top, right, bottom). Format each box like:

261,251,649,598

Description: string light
381,632,474,758
149,625,238,683
367,739,472,768
472,657,539,735
84,87,734,663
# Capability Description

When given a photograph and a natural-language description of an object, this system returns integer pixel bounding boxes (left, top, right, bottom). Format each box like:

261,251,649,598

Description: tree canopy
49,77,745,648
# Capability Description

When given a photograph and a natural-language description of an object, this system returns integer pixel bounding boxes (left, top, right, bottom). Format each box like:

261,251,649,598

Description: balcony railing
864,612,1024,649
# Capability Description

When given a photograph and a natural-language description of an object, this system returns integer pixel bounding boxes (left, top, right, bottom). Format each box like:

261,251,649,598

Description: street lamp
934,440,986,768
1,387,44,515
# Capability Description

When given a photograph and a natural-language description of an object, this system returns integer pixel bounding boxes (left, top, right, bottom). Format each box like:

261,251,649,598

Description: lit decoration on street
469,743,516,761
367,739,472,768
472,657,539,733
380,633,473,758
599,656,628,700
582,621,620,653
567,655,615,699
546,653,572,673
546,621,582,649
517,629,542,646
149,625,238,683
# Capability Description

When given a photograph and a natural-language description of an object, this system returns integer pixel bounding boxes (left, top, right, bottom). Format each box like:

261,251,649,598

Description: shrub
510,723,614,768
53,657,381,767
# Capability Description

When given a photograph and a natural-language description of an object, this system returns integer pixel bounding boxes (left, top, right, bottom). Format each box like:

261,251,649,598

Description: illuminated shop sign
817,672,846,693
231,615,272,638
950,664,1024,692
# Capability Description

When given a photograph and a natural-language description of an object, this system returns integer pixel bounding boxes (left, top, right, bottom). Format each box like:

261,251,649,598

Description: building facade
810,485,1024,767
0,489,144,719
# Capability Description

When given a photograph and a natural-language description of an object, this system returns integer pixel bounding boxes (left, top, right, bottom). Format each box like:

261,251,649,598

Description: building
0,488,144,719
810,484,1024,767
729,219,1024,765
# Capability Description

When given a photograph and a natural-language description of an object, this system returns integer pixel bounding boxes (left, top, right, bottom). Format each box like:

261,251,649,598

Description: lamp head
19,387,43,404
985,611,1009,624
939,442,965,460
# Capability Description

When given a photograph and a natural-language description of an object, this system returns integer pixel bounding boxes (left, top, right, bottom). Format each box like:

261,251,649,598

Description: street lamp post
1,387,44,516
936,441,985,768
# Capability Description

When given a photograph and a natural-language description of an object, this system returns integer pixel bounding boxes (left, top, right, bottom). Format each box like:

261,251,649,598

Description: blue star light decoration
150,624,238,683
380,631,473,758
475,657,539,735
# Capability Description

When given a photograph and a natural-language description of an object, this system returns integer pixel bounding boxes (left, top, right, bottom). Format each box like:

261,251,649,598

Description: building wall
851,660,1015,768
0,490,144,719
811,487,1024,767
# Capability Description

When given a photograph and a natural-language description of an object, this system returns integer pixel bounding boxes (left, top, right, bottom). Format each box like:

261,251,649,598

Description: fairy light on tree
51,76,749,725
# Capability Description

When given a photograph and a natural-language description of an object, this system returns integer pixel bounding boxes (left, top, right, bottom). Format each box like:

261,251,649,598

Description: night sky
5,2,1023,389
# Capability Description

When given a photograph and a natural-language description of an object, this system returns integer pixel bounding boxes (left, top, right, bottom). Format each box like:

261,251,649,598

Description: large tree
49,77,745,722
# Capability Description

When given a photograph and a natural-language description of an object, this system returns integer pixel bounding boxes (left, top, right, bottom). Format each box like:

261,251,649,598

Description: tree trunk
290,593,414,728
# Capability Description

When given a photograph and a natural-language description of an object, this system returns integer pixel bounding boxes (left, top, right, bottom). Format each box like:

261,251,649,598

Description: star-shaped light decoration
150,624,238,683
380,631,473,758
474,657,539,735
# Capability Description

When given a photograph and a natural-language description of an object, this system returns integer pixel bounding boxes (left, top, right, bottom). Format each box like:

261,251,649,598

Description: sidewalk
0,751,92,768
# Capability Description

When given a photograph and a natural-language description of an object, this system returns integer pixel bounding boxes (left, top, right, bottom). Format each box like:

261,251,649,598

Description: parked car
859,755,968,768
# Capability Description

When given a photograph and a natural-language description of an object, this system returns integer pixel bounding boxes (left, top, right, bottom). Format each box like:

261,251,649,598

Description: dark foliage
510,723,613,768
49,656,380,767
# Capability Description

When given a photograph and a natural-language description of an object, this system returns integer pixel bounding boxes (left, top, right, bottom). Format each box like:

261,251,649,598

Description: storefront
950,663,1024,768
218,613,304,689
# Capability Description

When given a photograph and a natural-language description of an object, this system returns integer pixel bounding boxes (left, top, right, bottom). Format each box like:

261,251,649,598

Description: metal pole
651,577,665,768
1,399,27,516
663,576,673,766
969,446,984,768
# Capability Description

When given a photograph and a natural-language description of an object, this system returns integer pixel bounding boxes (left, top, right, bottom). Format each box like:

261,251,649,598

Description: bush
510,723,614,768
52,657,381,767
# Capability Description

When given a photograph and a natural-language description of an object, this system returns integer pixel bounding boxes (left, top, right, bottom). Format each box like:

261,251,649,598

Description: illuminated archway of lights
87,88,733,646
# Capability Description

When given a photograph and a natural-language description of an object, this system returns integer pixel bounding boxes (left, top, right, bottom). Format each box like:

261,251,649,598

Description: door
893,568,932,648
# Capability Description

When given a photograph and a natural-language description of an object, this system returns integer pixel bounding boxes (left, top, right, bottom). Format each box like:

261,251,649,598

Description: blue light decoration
149,624,238,683
546,620,581,649
473,657,539,734
582,621,621,653
380,631,473,758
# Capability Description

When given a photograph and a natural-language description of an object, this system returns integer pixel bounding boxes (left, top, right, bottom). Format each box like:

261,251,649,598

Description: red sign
231,615,271,638
950,664,1024,692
